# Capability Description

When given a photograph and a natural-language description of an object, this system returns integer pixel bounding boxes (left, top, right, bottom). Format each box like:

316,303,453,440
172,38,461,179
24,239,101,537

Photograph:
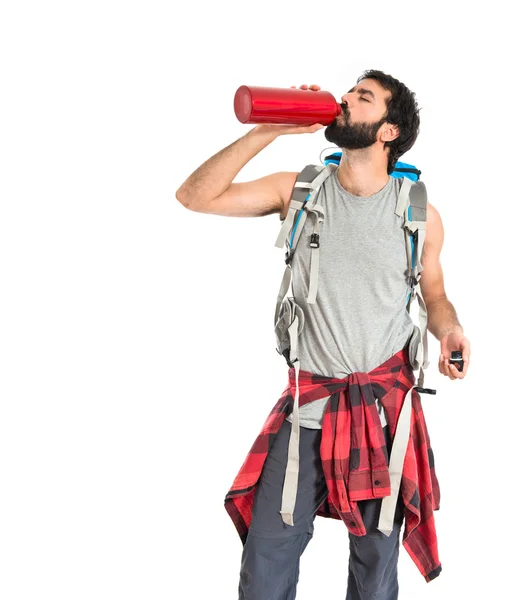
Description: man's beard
324,107,388,150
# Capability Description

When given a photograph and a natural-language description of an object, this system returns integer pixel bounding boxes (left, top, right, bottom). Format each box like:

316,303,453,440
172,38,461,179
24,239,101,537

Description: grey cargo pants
238,417,405,600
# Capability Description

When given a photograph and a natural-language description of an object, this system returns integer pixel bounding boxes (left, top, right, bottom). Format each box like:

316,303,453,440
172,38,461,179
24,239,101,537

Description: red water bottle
234,85,342,126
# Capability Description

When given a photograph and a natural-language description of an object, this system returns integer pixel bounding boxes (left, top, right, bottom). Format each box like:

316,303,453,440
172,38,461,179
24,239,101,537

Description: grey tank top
285,169,416,429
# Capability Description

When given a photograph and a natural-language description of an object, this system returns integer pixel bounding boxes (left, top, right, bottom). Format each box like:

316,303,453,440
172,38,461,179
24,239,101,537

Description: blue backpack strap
391,160,422,181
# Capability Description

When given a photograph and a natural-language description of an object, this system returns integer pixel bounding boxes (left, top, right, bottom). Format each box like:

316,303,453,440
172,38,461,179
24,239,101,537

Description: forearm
175,128,278,207
426,296,464,341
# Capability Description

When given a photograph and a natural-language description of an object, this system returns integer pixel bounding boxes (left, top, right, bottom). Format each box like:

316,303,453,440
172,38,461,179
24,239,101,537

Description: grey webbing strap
279,327,301,526
411,283,430,383
274,164,336,296
405,219,426,238
396,177,430,386
415,228,426,278
394,176,413,218
278,266,305,526
274,173,315,268
306,203,325,304
275,198,306,249
404,218,426,291
305,164,336,205
295,164,336,306
377,385,413,536
275,165,330,255
405,229,429,378
287,310,301,374
276,163,338,527
377,180,429,531
404,225,413,287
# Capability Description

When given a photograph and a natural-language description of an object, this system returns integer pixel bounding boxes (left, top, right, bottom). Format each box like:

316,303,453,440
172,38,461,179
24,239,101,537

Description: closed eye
360,97,370,102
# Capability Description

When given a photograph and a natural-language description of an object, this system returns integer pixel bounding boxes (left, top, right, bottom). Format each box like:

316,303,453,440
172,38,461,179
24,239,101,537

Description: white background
1,1,530,598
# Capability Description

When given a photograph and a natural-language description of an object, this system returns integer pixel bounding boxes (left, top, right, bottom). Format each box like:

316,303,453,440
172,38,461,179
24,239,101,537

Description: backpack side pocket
274,296,305,361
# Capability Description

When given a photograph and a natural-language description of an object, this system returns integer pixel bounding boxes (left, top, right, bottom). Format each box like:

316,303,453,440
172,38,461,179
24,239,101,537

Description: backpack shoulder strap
274,163,336,306
274,164,328,256
395,177,432,390
395,178,428,292
273,163,336,355
408,180,428,282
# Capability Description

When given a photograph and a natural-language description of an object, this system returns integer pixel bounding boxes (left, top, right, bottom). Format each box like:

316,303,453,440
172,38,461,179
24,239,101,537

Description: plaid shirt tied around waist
224,346,442,582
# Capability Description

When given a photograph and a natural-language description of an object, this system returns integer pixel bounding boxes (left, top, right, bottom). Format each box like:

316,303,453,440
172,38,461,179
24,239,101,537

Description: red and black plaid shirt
224,346,442,582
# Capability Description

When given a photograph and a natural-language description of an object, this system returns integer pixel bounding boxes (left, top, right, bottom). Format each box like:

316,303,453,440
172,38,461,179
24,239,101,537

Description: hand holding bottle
235,83,340,135
253,84,325,136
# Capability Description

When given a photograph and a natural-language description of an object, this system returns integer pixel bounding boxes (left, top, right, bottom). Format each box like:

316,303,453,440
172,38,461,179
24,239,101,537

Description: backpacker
273,151,435,399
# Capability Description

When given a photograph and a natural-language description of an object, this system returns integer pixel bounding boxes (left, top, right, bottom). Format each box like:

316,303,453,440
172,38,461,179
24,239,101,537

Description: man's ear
381,123,399,143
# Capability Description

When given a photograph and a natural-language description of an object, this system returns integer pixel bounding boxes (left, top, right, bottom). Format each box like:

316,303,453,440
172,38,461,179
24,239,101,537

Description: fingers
439,356,456,380
438,354,466,380
461,358,469,376
461,339,471,375
458,353,469,377
294,123,325,134
290,84,321,91
448,362,462,380
438,354,453,379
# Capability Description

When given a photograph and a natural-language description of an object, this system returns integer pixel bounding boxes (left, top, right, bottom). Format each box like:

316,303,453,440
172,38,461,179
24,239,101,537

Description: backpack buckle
310,233,320,248
413,386,437,395
285,250,293,265
408,273,421,290
282,348,298,368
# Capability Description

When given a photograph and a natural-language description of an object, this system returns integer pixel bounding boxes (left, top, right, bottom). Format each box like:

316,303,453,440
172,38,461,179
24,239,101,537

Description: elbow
175,189,193,210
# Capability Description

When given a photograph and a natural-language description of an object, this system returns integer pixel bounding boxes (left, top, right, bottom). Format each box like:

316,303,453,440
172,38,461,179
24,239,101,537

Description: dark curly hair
356,69,421,174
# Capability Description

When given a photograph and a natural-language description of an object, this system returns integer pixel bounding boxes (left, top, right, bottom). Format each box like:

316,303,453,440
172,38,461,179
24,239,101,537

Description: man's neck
336,150,390,197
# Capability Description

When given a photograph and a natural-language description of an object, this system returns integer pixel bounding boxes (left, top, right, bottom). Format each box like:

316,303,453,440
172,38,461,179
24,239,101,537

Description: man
176,70,471,599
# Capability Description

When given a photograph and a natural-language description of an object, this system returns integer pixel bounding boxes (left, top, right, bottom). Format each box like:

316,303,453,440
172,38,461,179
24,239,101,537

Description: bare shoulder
424,201,444,254
427,202,443,236
277,172,300,221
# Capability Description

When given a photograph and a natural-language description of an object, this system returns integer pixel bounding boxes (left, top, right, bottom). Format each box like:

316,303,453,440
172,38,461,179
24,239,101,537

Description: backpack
273,151,436,396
